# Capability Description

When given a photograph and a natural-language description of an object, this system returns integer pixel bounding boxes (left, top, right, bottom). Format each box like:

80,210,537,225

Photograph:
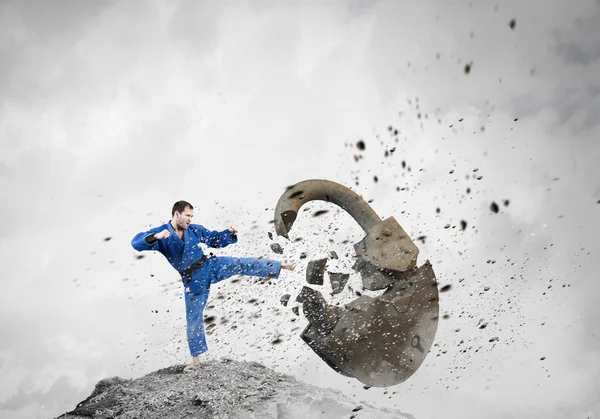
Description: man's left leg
210,256,282,284
183,286,210,372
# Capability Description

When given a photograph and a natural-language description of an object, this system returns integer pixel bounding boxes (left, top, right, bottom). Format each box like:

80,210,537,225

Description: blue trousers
184,256,281,357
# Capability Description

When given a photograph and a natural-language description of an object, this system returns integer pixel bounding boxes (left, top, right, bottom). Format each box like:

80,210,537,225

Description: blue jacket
131,221,238,273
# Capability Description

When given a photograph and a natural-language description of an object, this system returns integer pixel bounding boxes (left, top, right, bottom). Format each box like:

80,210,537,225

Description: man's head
172,200,194,230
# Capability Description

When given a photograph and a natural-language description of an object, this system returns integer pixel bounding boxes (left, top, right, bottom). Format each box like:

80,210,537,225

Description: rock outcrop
54,358,414,419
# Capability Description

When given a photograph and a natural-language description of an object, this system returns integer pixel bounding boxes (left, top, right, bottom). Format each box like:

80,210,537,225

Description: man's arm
131,225,168,251
190,224,238,248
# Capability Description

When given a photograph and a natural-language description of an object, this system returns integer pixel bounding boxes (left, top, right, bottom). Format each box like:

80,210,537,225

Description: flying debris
328,272,350,295
306,259,327,285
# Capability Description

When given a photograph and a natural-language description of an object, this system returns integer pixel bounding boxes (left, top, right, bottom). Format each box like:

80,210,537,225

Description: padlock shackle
274,179,380,238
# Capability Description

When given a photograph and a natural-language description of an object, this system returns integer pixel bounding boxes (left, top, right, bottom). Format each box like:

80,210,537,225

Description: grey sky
1,0,599,418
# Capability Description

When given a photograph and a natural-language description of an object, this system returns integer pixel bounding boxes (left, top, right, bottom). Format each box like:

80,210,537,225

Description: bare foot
281,261,296,271
183,356,202,373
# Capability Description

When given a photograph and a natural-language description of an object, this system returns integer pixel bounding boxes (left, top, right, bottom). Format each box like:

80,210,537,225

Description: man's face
175,207,194,229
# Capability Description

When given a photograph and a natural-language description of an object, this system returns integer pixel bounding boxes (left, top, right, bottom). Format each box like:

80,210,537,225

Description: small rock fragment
270,243,284,254
280,294,291,307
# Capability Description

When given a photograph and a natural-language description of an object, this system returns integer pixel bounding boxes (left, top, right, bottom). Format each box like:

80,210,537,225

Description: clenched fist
154,230,171,240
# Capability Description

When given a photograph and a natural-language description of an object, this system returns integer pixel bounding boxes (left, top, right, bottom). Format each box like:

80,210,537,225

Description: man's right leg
210,256,283,284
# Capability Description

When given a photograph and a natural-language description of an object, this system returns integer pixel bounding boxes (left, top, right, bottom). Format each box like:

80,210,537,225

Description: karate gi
131,221,281,356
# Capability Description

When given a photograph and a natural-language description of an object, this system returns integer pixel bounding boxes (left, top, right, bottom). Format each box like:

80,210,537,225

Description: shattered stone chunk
291,306,299,316
296,286,324,304
296,287,313,303
270,243,284,254
280,294,291,307
306,258,328,285
328,272,350,295
299,252,307,259
329,251,338,259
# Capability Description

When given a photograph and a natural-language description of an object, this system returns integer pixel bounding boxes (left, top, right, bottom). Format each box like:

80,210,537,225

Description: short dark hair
172,200,193,216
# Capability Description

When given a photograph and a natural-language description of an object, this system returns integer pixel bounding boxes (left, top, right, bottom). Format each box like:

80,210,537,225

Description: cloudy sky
1,0,599,418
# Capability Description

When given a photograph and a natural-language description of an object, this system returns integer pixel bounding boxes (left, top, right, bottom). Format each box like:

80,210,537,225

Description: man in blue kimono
131,200,295,372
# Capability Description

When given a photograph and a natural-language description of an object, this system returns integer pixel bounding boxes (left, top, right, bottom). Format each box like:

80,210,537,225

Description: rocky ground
53,358,414,419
